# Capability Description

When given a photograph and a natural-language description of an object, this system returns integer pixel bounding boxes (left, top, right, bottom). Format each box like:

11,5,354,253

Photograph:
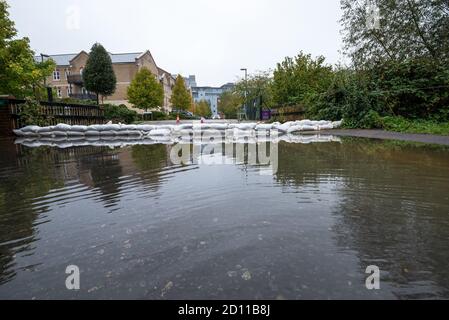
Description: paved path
326,129,449,146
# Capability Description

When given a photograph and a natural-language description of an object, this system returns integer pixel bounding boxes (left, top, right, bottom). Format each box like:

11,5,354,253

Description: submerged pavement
326,129,449,146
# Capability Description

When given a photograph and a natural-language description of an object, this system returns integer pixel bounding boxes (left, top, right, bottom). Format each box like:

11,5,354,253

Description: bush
18,99,53,127
103,104,138,124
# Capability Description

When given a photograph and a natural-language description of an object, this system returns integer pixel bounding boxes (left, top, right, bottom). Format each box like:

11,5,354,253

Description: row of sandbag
15,133,341,149
13,120,343,138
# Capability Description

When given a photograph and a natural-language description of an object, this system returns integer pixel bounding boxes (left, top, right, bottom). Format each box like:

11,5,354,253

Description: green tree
234,71,274,109
83,43,117,104
0,1,54,98
218,91,242,119
170,75,192,111
341,0,449,68
195,100,212,118
127,67,164,111
272,52,334,107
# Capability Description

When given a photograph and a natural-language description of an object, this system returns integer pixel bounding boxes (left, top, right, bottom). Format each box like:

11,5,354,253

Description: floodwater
0,136,449,299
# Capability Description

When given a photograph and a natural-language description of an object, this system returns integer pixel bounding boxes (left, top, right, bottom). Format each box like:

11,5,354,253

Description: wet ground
0,136,449,299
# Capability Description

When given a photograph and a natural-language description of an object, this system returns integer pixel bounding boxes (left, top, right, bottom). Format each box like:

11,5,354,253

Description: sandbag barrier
13,120,343,139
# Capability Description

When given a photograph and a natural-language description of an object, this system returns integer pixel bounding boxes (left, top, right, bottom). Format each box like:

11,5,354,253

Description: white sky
7,0,344,87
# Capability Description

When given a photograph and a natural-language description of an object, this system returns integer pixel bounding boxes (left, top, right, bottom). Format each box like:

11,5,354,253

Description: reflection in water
0,137,448,299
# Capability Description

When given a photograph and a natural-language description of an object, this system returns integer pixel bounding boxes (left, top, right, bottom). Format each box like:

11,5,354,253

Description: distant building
184,75,197,89
37,50,176,113
191,83,234,116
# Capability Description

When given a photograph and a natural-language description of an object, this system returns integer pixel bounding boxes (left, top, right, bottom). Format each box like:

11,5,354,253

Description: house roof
35,52,144,66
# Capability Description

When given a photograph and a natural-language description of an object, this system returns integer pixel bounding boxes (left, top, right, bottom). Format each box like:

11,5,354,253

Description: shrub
103,104,138,124
18,99,53,127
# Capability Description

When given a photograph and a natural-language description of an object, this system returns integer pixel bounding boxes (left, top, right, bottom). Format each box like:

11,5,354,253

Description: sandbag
55,123,72,131
51,131,68,137
67,131,85,137
318,124,333,130
148,129,171,136
85,130,101,136
21,125,41,133
255,124,273,131
135,125,155,131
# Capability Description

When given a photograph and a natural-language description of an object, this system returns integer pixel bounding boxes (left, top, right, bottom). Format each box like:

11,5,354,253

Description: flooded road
0,137,449,299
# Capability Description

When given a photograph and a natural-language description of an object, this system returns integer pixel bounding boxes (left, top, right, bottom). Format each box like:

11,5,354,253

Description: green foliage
127,67,164,111
218,91,242,119
0,1,55,98
170,75,192,111
194,100,212,118
56,97,97,106
272,52,334,108
341,0,449,68
103,104,138,124
18,99,52,127
234,71,274,108
83,43,117,100
382,116,449,135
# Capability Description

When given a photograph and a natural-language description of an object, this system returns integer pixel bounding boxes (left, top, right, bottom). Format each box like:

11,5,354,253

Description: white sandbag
178,124,193,130
135,125,155,131
55,123,72,131
85,130,101,136
13,129,25,136
100,130,118,136
148,129,171,136
66,131,85,137
209,123,228,130
287,125,303,133
88,124,106,131
21,125,41,133
274,122,292,133
50,131,68,137
295,120,314,126
301,125,318,131
36,126,52,133
234,123,257,130
255,123,273,130
318,124,333,130
102,124,121,131
157,125,174,130
332,120,343,128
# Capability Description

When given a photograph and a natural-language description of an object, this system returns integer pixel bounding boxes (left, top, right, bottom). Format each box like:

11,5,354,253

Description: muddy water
0,137,448,299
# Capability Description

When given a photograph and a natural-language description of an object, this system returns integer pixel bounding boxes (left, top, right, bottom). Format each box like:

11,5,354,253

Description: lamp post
240,68,248,119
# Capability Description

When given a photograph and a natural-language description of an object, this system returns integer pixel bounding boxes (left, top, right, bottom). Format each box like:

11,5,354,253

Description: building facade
38,50,176,113
191,83,234,116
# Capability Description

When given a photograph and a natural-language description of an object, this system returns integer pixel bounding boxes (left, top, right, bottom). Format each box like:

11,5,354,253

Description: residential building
37,50,176,113
191,83,234,116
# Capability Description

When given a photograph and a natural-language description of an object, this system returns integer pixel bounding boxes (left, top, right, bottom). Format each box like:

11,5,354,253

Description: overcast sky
7,0,344,87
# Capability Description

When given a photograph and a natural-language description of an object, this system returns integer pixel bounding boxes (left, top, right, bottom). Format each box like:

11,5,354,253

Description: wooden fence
0,97,105,136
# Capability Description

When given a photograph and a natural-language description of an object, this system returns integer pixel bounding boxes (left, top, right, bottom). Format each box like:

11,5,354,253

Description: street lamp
240,68,248,119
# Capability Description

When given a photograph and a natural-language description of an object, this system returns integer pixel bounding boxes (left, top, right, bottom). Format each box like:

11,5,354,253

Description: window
57,88,62,98
53,70,60,81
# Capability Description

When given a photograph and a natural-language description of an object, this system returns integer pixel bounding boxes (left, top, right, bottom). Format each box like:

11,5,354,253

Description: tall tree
218,91,242,119
0,0,54,98
195,100,212,118
127,67,164,112
170,75,192,111
272,52,333,106
340,0,449,68
83,43,117,104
